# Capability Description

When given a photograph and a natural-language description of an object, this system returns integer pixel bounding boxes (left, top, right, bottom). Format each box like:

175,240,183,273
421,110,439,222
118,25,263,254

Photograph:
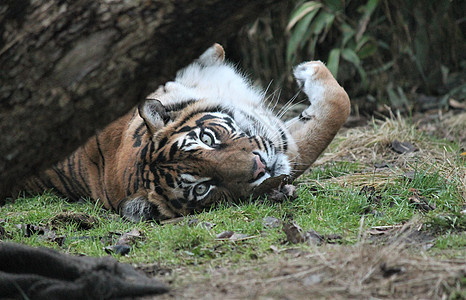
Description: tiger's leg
285,61,350,179
118,191,178,222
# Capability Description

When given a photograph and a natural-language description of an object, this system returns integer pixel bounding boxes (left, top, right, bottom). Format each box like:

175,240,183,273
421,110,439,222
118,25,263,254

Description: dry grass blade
313,113,465,196
161,237,465,299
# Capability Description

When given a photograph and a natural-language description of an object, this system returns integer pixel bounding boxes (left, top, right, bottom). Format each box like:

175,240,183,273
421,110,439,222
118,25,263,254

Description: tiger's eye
194,183,209,196
200,132,214,146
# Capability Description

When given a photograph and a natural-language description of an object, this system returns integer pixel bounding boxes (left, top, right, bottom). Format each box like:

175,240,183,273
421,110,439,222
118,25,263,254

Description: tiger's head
119,98,291,221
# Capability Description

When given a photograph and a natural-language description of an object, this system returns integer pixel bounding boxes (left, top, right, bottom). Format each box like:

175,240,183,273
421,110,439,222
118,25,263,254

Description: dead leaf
15,223,64,245
449,98,466,110
368,225,403,236
269,245,279,253
409,194,436,212
403,171,416,180
188,218,217,230
263,216,281,228
104,244,131,255
304,229,324,245
229,233,250,241
16,223,50,237
160,216,185,225
117,228,142,245
283,223,337,245
215,231,253,241
49,212,98,230
374,162,390,168
391,140,416,154
216,231,234,239
283,222,305,244
325,234,343,243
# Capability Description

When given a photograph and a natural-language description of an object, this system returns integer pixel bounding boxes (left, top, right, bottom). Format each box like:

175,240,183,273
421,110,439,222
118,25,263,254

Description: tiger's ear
197,43,225,66
138,99,170,136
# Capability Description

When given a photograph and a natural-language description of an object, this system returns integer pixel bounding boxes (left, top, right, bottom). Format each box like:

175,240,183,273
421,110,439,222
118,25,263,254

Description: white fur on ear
197,43,225,66
138,99,170,135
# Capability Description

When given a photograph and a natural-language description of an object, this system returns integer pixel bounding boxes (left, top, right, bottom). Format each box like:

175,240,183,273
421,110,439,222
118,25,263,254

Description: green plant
286,0,380,87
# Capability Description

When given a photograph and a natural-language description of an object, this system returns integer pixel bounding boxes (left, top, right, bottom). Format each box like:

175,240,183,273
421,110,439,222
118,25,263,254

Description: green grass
1,119,465,268
1,166,463,267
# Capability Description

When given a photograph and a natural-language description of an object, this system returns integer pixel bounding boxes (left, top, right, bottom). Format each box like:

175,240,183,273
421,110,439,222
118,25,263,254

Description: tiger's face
136,101,291,218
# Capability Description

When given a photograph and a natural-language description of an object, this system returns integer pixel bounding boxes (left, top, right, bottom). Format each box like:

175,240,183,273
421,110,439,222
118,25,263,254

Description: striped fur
20,44,350,221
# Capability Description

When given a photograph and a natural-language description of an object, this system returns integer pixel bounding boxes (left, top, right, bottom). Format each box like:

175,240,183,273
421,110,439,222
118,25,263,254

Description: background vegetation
226,0,465,113
1,1,464,298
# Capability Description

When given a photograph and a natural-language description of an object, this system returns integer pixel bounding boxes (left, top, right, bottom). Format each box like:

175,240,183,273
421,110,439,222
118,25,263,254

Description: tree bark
0,0,285,200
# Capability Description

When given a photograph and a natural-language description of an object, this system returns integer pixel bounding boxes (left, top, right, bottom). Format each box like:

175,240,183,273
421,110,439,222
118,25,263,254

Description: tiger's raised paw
293,61,350,121
293,61,332,87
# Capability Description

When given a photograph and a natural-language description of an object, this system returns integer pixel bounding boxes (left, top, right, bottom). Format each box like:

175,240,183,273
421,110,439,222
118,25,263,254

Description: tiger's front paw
293,61,349,120
294,61,335,103
294,61,331,86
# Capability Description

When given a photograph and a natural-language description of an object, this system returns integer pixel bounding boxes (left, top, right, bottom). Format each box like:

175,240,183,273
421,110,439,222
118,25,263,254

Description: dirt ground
143,230,465,299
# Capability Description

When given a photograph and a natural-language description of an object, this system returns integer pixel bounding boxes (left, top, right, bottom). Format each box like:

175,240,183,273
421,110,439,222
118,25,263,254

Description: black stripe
175,125,194,134
210,123,235,138
165,173,175,188
169,141,179,160
35,174,55,193
195,114,218,126
66,154,89,197
51,166,79,201
155,152,167,163
77,154,91,195
140,142,150,163
126,172,133,196
165,99,197,112
252,136,262,149
132,123,146,147
95,134,115,211
175,105,233,131
170,198,182,209
278,126,288,152
157,137,168,151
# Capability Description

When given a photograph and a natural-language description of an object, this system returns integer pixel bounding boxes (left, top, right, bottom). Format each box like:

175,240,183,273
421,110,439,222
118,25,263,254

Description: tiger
19,44,350,222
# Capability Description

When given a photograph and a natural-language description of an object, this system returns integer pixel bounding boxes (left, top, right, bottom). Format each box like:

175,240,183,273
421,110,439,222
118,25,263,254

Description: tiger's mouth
250,150,291,187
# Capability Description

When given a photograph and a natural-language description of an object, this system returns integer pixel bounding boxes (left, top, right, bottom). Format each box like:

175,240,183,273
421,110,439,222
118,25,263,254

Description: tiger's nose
253,154,266,180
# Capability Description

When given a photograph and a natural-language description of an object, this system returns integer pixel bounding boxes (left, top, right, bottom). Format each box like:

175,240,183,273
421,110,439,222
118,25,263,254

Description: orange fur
19,45,350,222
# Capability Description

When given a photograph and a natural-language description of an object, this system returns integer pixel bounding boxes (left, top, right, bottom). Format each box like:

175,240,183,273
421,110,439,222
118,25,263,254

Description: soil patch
140,224,464,299
148,242,464,299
